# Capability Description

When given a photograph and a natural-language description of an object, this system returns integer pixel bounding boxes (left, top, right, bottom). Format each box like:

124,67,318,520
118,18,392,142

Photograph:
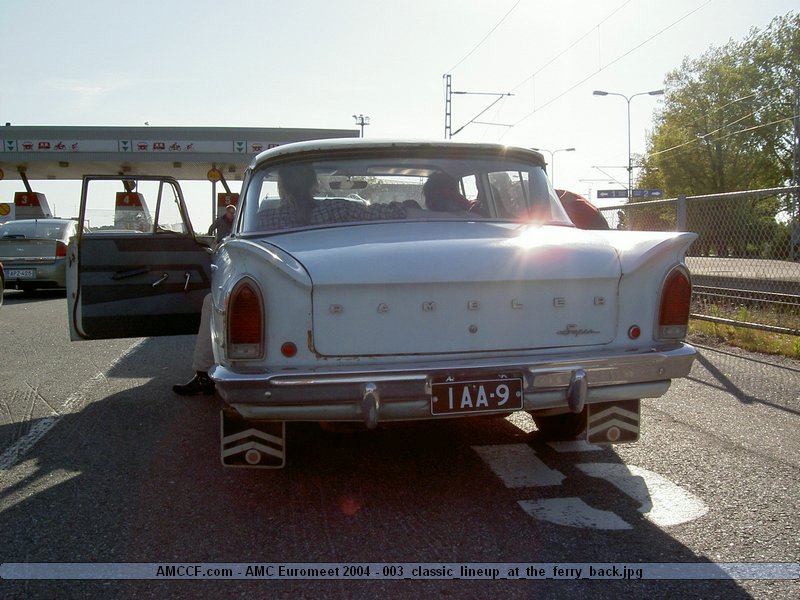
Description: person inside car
422,172,474,213
256,164,408,230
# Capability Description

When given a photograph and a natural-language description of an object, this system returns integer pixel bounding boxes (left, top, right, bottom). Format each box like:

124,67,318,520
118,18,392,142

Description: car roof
247,138,546,169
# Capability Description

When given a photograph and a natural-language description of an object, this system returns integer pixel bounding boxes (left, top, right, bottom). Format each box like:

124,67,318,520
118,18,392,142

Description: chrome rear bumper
210,343,696,424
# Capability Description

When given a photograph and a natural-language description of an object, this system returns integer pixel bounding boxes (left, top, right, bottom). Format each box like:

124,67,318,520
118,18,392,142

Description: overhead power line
447,0,523,74
510,0,633,93
503,0,712,135
643,88,791,159
650,115,797,158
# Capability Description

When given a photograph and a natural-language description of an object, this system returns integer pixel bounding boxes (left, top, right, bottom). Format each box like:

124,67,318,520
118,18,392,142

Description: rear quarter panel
211,238,314,369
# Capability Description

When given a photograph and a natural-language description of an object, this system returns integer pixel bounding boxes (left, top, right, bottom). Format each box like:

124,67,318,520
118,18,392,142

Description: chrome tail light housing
226,277,265,360
656,266,692,340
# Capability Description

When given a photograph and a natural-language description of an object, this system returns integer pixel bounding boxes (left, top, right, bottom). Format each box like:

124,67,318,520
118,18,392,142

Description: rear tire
532,409,586,440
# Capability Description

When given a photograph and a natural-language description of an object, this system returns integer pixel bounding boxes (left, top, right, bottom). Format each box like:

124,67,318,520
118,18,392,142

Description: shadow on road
0,337,761,599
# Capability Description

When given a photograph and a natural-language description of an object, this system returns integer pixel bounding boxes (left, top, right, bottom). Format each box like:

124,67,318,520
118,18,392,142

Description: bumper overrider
210,343,696,428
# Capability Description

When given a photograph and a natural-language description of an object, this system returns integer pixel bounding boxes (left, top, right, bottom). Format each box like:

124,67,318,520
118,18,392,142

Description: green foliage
635,12,799,258
641,12,799,198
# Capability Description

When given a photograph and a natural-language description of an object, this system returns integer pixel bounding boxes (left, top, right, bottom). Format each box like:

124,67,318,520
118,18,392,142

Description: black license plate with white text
431,376,523,416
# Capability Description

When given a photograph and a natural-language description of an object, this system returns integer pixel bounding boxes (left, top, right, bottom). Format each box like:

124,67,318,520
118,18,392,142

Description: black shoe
172,372,215,396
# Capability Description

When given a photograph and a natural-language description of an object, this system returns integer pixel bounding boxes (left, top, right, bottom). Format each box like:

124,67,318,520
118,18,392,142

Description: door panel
69,175,213,340
73,234,211,339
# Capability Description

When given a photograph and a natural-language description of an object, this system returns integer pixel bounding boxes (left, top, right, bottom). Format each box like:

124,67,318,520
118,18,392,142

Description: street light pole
593,89,664,200
531,147,575,186
352,114,370,138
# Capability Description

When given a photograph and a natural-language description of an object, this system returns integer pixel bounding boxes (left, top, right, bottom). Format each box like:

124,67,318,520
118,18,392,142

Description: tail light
56,241,68,258
227,278,264,359
657,267,691,340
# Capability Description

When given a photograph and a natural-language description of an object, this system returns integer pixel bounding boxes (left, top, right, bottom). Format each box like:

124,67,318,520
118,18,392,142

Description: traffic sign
597,189,628,199
632,188,664,198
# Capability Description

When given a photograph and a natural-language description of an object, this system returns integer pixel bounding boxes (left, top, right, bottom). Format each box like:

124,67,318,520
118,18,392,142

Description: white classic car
68,139,696,468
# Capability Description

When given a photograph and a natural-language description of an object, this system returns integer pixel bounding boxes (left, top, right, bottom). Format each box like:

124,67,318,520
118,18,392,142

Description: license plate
431,376,523,415
6,268,36,279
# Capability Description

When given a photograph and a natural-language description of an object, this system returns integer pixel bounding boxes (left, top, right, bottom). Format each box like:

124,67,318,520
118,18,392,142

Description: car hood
259,222,637,356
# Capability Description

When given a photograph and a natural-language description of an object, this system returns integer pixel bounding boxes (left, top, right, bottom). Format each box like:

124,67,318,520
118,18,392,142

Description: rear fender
601,231,698,275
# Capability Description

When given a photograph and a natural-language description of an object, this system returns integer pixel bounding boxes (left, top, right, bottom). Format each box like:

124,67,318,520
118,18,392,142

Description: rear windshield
0,220,73,240
240,154,569,234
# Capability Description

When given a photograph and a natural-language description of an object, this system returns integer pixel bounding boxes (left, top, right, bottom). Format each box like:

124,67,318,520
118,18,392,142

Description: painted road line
0,340,145,471
518,497,633,530
577,463,709,527
472,444,565,487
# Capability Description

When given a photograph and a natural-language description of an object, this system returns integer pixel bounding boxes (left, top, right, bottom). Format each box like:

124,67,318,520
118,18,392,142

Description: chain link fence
598,186,800,336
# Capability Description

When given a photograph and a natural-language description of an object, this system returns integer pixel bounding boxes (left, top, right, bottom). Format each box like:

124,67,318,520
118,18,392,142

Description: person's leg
173,294,215,396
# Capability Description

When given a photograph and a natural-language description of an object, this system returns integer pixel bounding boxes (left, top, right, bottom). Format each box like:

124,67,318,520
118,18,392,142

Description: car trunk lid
0,239,60,262
264,222,622,357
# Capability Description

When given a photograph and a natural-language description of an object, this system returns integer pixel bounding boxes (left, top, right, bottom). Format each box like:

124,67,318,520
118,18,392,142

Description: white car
68,139,697,468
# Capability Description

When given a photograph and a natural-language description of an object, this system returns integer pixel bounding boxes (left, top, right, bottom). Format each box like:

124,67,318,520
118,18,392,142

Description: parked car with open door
68,140,697,468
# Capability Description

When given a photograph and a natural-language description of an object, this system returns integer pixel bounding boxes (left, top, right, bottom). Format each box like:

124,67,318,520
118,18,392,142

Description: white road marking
518,497,633,530
546,440,603,453
577,463,709,527
472,444,565,487
504,411,535,433
0,340,144,471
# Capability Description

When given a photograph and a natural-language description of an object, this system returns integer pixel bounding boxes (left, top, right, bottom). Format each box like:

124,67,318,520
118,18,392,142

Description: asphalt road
0,290,798,599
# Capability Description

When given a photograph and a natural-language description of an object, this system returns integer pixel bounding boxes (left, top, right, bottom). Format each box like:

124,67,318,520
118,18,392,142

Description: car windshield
0,220,72,240
240,153,570,234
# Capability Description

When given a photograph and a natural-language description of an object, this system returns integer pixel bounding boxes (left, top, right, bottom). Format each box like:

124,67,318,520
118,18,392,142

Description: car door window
70,175,211,340
82,178,190,235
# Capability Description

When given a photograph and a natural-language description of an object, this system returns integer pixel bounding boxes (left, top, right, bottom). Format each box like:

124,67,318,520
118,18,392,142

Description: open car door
68,175,213,340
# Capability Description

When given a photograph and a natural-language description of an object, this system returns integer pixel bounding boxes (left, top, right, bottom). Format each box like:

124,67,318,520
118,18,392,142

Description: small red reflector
281,342,297,358
628,325,641,339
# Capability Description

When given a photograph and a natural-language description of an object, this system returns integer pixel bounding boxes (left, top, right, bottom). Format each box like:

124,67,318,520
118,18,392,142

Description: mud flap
586,399,640,444
220,408,286,468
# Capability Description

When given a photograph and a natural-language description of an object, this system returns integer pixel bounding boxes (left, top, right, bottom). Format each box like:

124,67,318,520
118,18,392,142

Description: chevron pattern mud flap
220,408,286,468
586,399,640,444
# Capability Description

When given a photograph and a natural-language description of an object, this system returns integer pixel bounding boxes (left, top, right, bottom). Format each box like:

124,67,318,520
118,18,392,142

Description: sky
0,0,797,218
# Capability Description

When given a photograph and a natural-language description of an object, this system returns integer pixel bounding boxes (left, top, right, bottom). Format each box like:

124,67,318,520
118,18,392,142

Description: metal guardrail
598,186,800,336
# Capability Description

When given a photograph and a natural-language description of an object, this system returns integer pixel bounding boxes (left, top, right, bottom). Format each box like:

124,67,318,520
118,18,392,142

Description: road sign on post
597,189,628,199
632,189,664,198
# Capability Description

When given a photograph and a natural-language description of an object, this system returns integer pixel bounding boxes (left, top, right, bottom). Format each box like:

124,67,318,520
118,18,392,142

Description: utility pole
443,74,513,139
353,114,370,138
444,75,452,139
792,89,800,261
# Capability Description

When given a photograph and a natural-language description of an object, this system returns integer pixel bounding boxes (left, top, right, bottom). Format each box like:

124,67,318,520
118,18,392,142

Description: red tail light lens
227,278,264,359
56,241,68,258
657,267,691,339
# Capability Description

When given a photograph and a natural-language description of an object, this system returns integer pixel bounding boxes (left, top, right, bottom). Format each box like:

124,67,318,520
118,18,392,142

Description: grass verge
688,319,800,358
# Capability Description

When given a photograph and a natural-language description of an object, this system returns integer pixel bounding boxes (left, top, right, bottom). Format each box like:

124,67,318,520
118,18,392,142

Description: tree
637,12,799,256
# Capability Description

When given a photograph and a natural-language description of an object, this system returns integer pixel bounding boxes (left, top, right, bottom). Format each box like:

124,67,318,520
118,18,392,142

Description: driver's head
423,172,470,212
277,164,318,206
